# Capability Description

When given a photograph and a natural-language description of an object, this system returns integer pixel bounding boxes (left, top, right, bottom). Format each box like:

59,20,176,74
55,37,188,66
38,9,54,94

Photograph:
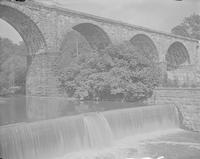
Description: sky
0,0,199,44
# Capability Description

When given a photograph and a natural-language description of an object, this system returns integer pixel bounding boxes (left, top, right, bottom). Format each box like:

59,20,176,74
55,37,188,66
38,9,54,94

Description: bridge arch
130,34,159,62
166,41,190,71
0,4,49,100
72,23,111,51
59,30,92,68
0,5,46,55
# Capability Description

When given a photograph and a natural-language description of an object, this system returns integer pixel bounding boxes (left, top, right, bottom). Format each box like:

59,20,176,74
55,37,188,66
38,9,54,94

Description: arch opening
166,41,190,71
0,5,46,55
0,4,47,92
59,30,92,69
72,23,111,51
130,34,159,62
0,5,47,125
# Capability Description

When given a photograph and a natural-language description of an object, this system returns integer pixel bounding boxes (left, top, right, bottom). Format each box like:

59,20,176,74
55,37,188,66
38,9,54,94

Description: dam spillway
0,105,180,159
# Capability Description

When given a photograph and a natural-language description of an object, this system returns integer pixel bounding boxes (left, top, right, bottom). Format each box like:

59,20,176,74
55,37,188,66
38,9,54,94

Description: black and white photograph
0,0,200,159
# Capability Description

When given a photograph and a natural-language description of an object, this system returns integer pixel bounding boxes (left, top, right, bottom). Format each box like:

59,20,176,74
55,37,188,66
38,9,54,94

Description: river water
0,105,180,159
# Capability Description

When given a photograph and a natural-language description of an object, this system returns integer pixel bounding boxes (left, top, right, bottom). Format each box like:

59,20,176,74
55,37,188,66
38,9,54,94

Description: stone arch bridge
0,0,199,98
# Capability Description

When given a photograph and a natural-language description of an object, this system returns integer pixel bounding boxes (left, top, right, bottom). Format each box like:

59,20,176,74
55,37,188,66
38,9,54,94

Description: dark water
0,96,26,126
0,96,148,126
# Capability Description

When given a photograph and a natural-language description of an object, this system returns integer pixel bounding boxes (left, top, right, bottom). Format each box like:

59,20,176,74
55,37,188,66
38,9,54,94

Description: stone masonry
0,0,199,96
154,88,200,132
0,0,199,120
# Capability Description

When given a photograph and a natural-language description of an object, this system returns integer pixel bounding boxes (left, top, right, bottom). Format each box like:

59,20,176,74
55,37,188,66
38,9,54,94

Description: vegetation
162,72,200,88
58,30,92,72
59,41,161,102
171,13,200,40
171,13,200,87
0,37,27,96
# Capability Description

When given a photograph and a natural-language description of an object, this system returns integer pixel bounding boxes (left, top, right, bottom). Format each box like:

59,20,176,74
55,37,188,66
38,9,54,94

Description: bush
59,41,161,102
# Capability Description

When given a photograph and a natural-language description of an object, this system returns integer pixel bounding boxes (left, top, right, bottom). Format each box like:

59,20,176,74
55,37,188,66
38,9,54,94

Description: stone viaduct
0,1,199,101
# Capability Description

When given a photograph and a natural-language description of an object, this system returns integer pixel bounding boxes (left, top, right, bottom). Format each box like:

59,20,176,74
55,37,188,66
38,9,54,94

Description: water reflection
0,95,148,126
0,95,26,126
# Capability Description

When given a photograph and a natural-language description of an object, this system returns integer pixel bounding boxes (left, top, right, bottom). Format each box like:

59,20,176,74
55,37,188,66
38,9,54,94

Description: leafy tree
57,30,92,72
0,38,27,95
1,55,26,85
171,13,200,40
59,41,161,102
0,38,3,57
0,72,9,90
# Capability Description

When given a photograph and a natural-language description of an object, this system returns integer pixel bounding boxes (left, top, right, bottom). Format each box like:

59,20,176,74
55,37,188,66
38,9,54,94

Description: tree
57,30,92,72
0,38,27,95
1,55,26,85
59,41,161,102
171,13,200,40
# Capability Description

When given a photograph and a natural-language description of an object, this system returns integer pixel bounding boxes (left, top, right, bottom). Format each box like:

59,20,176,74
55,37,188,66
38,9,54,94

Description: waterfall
83,112,113,149
104,105,179,139
0,105,179,159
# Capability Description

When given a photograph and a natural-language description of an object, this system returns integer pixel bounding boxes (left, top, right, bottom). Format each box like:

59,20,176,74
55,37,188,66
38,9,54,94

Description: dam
0,105,181,159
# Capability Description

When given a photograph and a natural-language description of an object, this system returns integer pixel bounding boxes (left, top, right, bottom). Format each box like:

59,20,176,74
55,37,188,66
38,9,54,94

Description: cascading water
83,113,113,149
104,105,179,139
0,105,180,159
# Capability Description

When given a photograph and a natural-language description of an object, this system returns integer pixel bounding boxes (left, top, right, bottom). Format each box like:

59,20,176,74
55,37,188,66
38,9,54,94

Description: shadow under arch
166,41,190,71
72,23,111,51
130,34,159,62
0,4,47,57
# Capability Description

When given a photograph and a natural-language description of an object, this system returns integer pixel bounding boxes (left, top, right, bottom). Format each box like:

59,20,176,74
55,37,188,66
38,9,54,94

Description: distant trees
59,41,161,102
171,13,200,40
0,38,27,96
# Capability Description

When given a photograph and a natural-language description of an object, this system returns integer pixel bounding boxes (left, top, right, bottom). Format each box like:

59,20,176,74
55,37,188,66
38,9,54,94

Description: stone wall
0,1,198,63
26,52,61,97
153,88,200,131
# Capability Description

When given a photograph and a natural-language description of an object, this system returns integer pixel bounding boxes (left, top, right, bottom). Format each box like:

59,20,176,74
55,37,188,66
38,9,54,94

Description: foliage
0,38,27,95
59,41,161,102
171,13,200,88
57,30,92,72
171,13,200,40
